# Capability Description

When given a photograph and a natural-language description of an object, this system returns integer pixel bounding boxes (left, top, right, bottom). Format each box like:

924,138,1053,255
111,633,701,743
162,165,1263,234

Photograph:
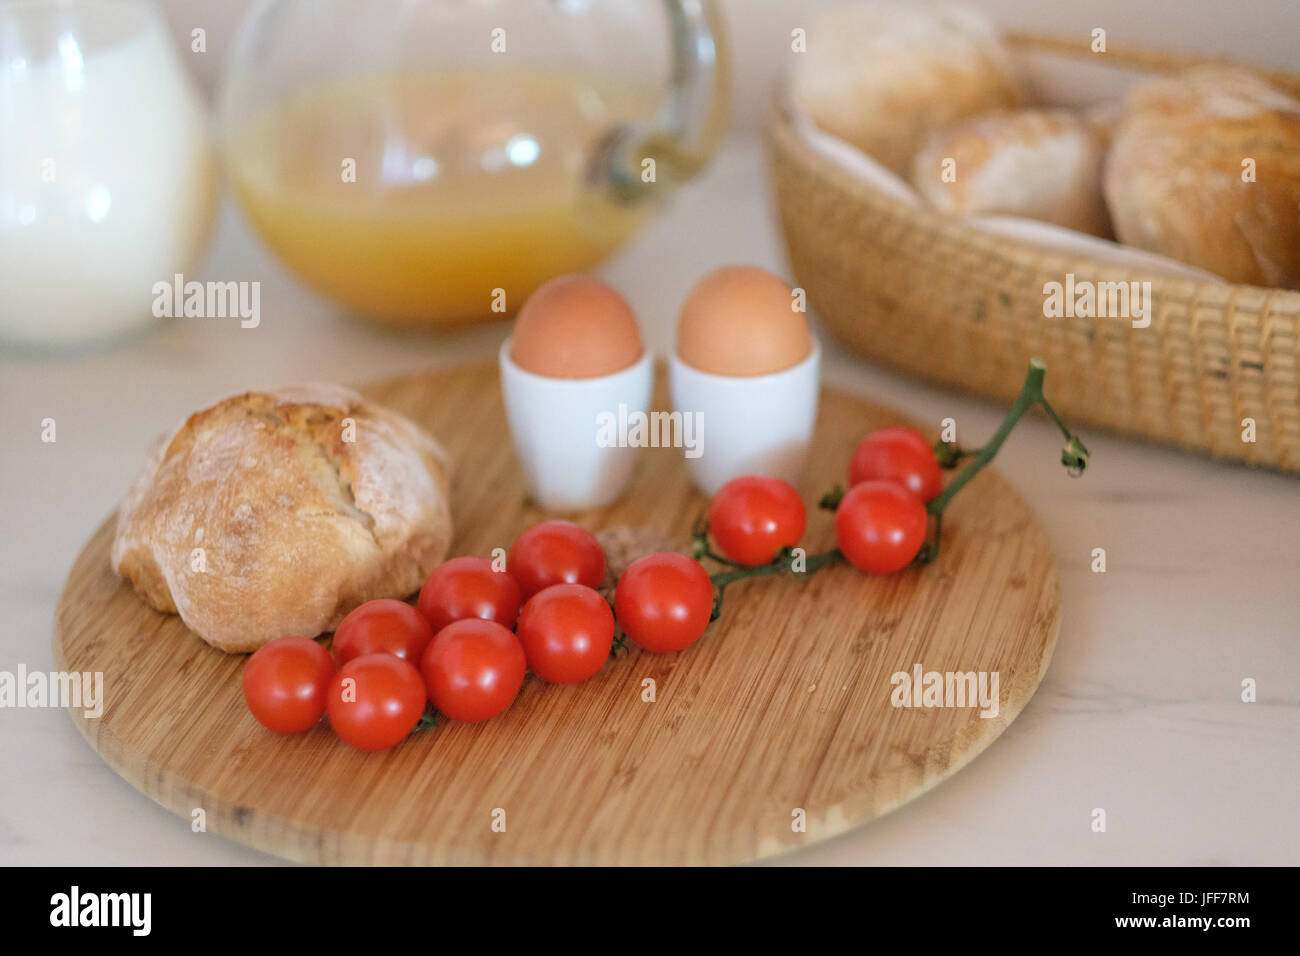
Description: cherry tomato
835,480,928,574
242,636,336,734
417,556,521,634
707,475,807,566
516,584,614,683
332,599,435,666
613,551,714,653
327,654,427,751
507,521,606,600
420,619,527,723
849,426,943,502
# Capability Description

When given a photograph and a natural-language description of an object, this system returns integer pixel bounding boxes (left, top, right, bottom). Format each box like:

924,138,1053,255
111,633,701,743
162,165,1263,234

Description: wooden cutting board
53,362,1060,865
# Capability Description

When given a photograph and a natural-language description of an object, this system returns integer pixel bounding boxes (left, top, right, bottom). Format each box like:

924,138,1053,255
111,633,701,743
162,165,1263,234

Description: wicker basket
768,34,1300,474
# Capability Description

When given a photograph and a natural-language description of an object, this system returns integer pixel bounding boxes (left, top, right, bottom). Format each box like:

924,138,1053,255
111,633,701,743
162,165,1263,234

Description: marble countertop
2,137,1296,865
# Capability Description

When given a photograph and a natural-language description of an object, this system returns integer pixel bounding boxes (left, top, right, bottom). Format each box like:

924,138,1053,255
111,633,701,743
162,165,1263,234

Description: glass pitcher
219,0,729,328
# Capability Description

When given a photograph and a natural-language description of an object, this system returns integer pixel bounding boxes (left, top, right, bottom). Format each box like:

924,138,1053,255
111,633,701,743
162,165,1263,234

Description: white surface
1,137,1297,865
157,0,1300,131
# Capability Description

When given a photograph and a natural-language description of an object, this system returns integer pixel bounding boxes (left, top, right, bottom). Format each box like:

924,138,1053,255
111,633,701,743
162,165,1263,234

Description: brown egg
676,266,811,376
511,275,644,378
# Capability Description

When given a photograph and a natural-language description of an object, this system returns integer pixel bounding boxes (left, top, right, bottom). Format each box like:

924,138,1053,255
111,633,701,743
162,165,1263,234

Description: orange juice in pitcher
219,1,729,328
226,72,656,326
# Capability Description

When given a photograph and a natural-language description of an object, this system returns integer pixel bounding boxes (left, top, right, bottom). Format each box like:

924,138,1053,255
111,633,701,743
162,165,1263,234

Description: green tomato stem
699,545,745,568
707,547,844,620
925,358,1088,519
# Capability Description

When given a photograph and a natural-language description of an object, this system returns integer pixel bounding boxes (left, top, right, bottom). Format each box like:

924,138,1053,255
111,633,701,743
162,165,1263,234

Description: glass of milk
0,0,216,350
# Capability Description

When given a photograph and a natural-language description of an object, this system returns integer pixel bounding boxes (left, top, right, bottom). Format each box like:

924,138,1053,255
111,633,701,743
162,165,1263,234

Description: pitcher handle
588,0,729,202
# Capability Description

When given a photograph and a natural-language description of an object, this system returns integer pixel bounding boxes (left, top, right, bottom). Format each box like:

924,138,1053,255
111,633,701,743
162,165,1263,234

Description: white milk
0,1,216,348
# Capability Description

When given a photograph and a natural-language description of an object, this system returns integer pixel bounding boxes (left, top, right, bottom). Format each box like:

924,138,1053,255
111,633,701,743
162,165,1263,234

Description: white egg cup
668,338,822,496
499,338,654,512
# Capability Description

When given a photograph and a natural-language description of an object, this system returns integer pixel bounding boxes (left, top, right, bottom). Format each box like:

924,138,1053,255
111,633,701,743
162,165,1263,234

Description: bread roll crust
1103,66,1300,289
111,385,453,653
792,1,1022,174
911,108,1113,236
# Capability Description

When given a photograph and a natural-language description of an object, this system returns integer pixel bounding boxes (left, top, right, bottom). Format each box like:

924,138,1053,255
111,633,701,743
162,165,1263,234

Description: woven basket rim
769,37,1300,312
1004,31,1300,97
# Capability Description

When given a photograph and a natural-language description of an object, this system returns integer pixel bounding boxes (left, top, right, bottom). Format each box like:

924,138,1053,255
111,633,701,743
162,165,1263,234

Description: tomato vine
694,358,1089,611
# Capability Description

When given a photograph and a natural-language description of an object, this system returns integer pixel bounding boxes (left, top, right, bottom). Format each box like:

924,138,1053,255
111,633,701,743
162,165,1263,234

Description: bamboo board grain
53,362,1060,865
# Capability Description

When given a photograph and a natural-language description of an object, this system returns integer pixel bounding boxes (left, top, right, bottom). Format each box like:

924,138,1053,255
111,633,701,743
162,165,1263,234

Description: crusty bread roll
791,1,1022,175
911,108,1114,236
111,385,453,653
1103,66,1300,289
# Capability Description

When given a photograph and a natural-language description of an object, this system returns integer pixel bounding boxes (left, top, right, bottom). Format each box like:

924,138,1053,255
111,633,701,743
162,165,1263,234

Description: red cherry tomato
242,636,336,734
332,599,435,666
417,556,521,634
835,480,928,574
613,551,714,653
849,426,943,502
420,619,527,723
507,521,607,600
326,654,427,751
707,475,807,566
516,584,614,683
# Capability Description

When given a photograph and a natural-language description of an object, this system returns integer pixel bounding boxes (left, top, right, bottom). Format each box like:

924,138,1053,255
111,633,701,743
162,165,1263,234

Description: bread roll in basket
771,30,1300,474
